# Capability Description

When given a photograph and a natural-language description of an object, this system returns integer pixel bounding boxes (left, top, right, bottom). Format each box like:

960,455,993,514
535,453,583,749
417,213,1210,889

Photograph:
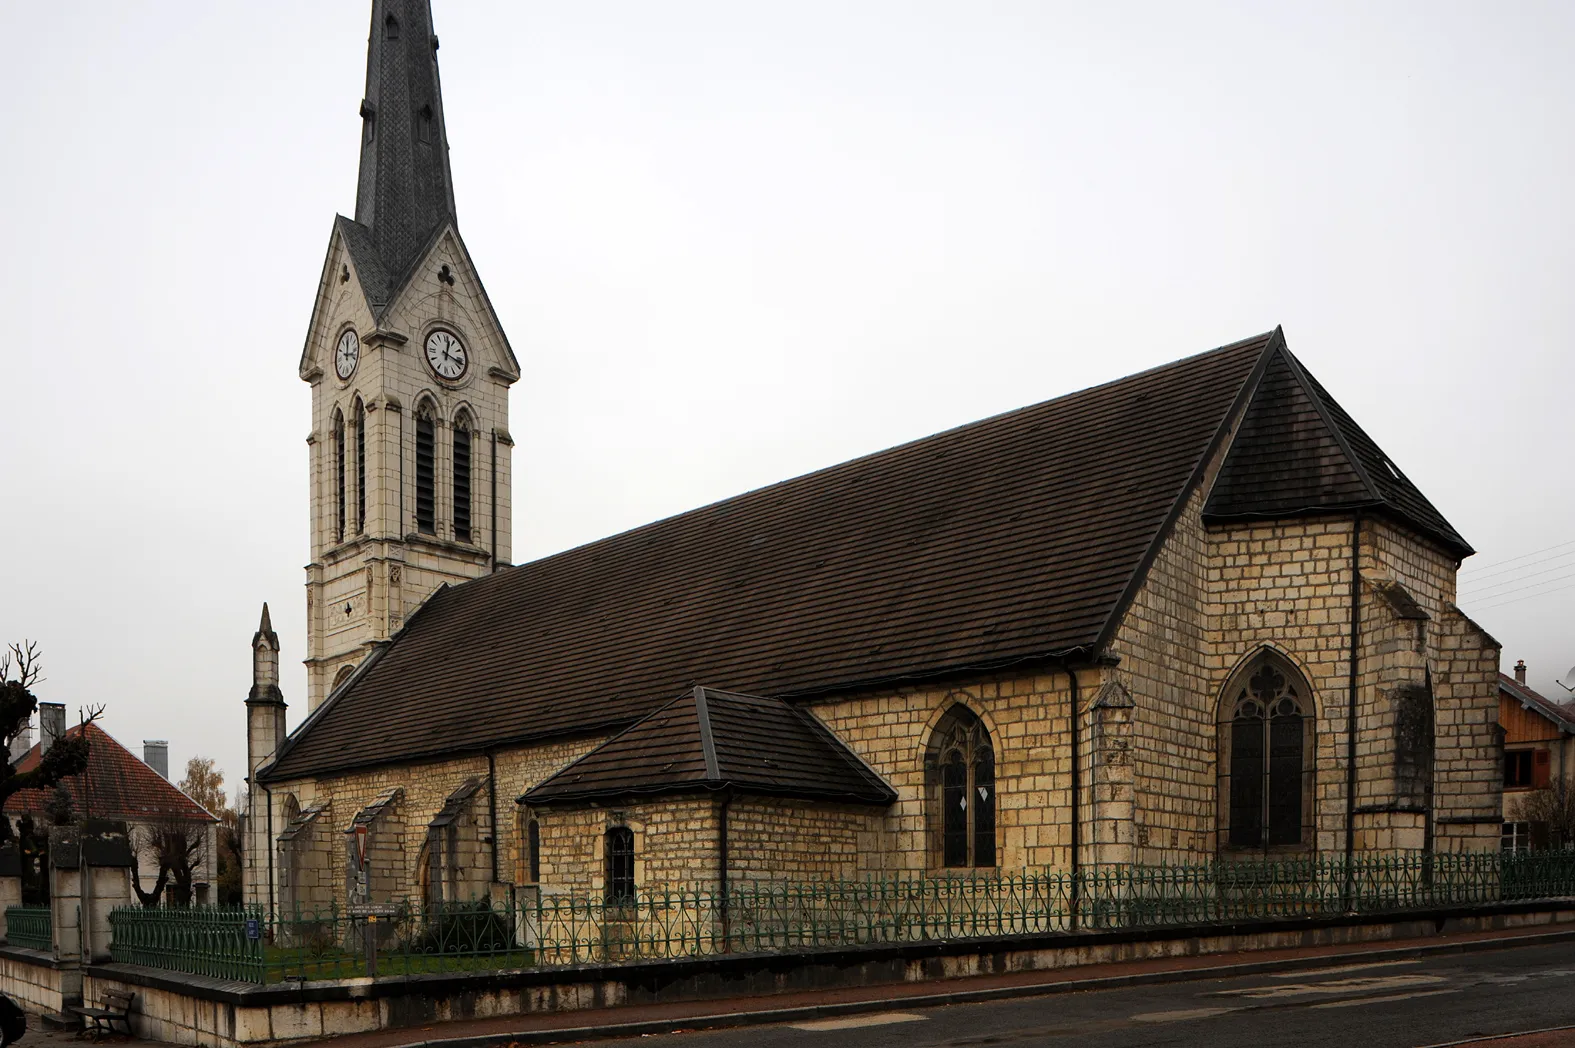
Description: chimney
143,740,169,779
1515,659,1528,685
39,703,65,757
8,724,31,765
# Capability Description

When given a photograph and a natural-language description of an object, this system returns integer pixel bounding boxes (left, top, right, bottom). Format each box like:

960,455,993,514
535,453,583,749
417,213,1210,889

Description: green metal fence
108,850,1575,984
5,906,51,952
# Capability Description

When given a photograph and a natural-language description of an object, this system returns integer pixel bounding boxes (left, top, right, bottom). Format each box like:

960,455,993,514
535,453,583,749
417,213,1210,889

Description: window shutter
1533,748,1552,789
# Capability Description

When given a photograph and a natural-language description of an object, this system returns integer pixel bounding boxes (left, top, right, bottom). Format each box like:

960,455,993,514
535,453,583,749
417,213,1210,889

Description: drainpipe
1344,513,1363,908
490,432,499,570
486,751,500,885
1066,665,1081,931
261,780,275,916
717,790,733,948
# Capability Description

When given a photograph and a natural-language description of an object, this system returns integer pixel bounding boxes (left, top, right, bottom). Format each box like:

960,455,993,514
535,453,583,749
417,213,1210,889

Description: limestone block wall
533,801,718,897
726,798,871,882
808,670,1083,874
252,736,602,913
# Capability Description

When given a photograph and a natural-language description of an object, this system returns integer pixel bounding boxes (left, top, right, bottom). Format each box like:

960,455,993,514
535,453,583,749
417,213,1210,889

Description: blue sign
244,919,261,941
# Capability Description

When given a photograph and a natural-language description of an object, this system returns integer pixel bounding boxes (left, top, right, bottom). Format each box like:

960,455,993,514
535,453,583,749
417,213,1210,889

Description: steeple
353,0,457,286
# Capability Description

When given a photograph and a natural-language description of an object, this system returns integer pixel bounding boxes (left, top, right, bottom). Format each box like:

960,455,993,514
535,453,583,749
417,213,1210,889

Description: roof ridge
692,687,720,780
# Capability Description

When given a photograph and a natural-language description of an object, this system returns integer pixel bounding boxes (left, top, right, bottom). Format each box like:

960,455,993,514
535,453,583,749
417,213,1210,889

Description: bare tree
0,642,102,842
132,818,206,907
1509,780,1575,848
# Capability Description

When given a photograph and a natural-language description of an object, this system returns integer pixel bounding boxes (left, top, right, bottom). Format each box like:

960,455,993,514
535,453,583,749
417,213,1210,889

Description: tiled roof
1499,675,1575,734
5,724,215,824
265,330,1276,780
1203,344,1472,558
524,687,895,805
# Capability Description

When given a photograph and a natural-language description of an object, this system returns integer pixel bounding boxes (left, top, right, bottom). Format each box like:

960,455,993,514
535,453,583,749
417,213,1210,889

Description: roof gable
1500,675,1575,734
1203,344,1472,558
264,330,1273,781
523,687,895,805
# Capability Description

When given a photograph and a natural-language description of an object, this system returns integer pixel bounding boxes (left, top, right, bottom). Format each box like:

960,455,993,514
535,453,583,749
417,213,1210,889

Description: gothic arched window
927,706,996,869
1220,654,1314,850
452,411,473,544
332,408,346,543
415,402,437,535
353,398,367,535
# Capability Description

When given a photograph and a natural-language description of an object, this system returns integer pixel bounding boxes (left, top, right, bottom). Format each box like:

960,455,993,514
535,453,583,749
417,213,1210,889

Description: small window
415,407,436,535
1505,750,1535,789
332,409,347,543
417,104,433,145
384,14,400,40
528,819,541,884
605,827,634,904
453,416,472,543
354,399,367,534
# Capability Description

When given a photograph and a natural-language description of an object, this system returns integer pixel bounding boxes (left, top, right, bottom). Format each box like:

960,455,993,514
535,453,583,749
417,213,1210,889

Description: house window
354,399,367,534
605,827,635,903
332,409,346,542
453,414,472,543
1220,654,1312,850
1505,751,1534,789
927,706,996,869
415,406,436,535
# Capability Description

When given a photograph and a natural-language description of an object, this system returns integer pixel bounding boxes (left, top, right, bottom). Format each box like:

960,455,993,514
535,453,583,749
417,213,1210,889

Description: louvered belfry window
605,827,635,904
453,416,472,543
1225,657,1309,849
415,408,436,535
354,400,367,534
931,707,996,868
332,410,346,542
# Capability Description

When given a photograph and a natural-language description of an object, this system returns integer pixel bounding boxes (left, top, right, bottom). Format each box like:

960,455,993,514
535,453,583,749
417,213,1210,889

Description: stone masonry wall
726,798,871,883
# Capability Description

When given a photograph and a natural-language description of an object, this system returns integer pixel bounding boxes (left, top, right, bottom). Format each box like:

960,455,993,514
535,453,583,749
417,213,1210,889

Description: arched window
415,402,436,535
605,826,635,904
452,411,472,543
1220,653,1314,850
332,409,346,543
353,398,367,534
384,13,400,40
927,706,996,869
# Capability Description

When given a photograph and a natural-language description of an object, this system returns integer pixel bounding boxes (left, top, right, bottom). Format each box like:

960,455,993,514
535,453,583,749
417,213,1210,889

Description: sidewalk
305,923,1575,1048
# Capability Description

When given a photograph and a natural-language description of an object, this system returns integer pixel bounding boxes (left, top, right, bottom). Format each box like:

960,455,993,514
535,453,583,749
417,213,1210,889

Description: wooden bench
72,990,134,1040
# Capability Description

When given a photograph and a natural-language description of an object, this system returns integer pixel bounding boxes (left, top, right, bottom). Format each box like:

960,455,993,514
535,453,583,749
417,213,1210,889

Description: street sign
244,919,261,941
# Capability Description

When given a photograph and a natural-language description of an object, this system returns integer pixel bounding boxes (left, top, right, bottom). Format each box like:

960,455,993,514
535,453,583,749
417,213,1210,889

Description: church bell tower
298,0,519,711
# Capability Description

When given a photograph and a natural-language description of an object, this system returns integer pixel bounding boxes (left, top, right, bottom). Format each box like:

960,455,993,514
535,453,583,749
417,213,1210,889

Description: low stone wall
63,901,1575,1048
0,946,80,1018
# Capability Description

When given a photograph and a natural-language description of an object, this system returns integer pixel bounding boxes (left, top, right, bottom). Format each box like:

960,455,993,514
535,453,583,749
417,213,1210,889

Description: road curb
384,927,1575,1048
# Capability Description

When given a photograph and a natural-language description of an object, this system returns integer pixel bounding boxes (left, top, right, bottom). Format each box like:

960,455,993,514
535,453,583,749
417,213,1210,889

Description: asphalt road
574,940,1575,1048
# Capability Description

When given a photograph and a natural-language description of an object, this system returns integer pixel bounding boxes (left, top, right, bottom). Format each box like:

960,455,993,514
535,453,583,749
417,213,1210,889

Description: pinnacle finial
259,602,273,635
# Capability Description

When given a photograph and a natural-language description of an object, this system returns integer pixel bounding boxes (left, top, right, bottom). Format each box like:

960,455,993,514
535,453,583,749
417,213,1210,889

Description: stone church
244,0,1502,915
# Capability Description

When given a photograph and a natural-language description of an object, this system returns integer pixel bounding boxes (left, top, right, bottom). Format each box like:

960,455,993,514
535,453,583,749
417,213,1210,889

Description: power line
1460,561,1575,599
1459,537,1575,578
1457,547,1575,587
1469,579,1575,614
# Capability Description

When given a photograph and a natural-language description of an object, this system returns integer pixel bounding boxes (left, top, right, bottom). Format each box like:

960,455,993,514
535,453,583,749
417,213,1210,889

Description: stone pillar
48,828,83,966
0,842,21,942
81,822,133,964
1087,680,1136,867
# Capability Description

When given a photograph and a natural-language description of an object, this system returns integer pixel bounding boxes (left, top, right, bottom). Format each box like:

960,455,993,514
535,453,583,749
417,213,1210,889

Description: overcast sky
2,2,1572,793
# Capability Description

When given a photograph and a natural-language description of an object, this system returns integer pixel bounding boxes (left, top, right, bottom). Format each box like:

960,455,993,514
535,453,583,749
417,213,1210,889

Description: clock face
334,329,360,380
425,329,468,380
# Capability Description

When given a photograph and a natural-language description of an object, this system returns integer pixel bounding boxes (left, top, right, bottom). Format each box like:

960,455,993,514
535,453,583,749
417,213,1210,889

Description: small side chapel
243,0,1503,915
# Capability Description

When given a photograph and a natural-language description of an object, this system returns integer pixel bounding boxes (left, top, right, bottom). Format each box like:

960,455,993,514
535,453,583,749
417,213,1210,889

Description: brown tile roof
5,724,215,824
265,327,1467,782
1202,344,1472,558
266,330,1275,780
523,687,895,805
1499,675,1575,734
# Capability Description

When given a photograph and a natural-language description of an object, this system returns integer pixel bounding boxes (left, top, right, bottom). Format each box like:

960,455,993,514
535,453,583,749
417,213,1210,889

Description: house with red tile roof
6,723,218,904
1499,660,1575,851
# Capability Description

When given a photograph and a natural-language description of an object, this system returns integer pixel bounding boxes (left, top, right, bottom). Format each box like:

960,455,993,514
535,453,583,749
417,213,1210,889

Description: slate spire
353,0,457,283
